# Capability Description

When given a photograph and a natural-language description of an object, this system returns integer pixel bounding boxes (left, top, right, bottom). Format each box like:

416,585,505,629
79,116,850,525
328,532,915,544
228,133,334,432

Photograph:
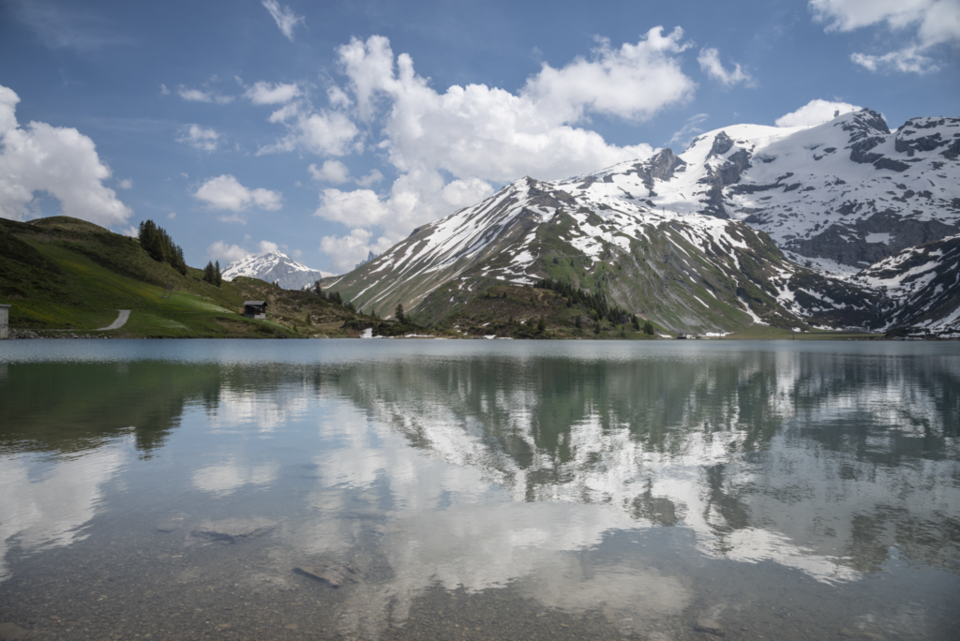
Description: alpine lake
1,339,958,641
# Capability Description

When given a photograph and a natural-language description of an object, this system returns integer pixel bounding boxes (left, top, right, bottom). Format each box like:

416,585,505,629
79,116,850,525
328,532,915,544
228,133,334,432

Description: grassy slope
0,217,371,338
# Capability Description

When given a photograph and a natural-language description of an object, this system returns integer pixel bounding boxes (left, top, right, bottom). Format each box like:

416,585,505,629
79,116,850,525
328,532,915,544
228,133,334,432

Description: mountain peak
222,250,334,290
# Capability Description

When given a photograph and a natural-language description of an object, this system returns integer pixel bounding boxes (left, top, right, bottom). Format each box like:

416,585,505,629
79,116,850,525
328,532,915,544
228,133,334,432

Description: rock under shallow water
294,561,364,587
192,517,277,543
694,618,725,636
0,622,30,640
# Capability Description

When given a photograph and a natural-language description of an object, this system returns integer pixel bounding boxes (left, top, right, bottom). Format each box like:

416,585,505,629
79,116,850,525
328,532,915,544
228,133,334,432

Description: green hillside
0,217,371,338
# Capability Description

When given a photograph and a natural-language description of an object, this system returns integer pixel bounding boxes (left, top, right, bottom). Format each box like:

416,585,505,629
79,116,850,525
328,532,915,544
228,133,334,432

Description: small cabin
243,301,267,319
0,304,9,339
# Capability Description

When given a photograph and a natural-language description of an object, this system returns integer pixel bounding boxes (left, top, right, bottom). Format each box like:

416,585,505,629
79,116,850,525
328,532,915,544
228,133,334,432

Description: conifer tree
139,219,188,274
214,260,222,287
395,303,405,324
203,261,216,284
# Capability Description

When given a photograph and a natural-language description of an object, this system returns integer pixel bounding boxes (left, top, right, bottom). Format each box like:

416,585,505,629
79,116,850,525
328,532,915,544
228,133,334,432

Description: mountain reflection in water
0,340,958,640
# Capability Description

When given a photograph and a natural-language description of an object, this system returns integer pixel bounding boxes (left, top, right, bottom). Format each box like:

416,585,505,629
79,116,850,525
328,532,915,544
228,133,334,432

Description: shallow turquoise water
1,339,958,640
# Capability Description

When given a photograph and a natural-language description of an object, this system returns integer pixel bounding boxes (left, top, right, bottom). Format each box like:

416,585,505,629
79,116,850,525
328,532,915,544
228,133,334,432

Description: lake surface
1,339,958,640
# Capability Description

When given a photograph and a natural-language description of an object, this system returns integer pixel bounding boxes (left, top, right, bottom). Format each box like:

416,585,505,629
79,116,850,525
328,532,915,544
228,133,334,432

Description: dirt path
97,310,131,331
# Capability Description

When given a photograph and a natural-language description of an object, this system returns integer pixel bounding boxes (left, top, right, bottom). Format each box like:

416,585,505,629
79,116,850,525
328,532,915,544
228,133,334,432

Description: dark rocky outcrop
894,118,960,158
790,210,960,266
707,131,734,158
622,148,688,195
873,157,911,172
700,149,752,219
849,136,885,164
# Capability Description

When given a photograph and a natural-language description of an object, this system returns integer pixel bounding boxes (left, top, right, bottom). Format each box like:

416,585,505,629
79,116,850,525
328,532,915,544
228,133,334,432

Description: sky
0,0,958,274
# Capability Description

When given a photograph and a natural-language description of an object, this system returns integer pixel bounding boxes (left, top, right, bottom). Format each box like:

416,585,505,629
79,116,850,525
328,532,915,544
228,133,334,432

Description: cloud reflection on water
0,445,127,581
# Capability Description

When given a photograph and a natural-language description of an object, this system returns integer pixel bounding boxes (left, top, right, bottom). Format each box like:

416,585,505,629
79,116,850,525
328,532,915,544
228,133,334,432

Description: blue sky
1,0,957,273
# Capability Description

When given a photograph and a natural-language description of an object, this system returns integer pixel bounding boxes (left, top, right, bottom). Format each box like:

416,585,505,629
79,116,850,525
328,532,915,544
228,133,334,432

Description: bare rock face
192,517,277,543
294,561,364,587
790,210,959,266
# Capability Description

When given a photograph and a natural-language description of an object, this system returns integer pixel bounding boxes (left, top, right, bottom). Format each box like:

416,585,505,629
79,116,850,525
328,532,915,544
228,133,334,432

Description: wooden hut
243,301,267,319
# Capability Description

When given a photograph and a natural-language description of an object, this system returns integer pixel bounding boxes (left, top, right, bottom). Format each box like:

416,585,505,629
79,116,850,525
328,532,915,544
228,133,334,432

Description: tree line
534,277,654,334
138,220,187,275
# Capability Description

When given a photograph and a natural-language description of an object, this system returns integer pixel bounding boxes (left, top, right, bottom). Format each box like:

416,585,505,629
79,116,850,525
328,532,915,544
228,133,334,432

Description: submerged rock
0,622,30,640
294,561,364,587
192,517,276,543
694,618,725,636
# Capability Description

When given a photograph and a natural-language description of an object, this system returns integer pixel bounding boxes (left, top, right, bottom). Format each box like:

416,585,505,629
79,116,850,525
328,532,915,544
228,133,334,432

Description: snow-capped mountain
324,109,959,335
222,250,333,290
648,111,960,274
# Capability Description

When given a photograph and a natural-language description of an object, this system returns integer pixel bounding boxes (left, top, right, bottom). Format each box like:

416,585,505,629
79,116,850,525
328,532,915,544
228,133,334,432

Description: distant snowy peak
221,250,334,290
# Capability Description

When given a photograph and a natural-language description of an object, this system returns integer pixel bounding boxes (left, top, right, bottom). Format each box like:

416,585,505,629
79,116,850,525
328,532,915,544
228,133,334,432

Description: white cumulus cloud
810,0,960,73
207,240,250,263
851,47,937,74
258,240,280,254
177,124,220,152
697,48,754,87
315,188,392,228
356,169,383,187
309,160,351,184
194,175,282,212
245,81,301,105
262,0,305,41
523,28,695,123
335,35,660,185
259,106,360,156
0,84,132,227
177,85,234,104
319,228,395,274
775,99,863,127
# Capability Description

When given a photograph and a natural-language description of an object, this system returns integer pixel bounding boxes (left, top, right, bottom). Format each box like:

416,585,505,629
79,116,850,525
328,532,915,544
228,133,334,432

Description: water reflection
323,349,960,582
0,341,958,639
0,446,126,581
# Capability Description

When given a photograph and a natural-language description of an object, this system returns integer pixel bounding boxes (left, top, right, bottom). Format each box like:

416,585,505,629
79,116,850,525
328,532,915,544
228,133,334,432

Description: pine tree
203,261,216,284
174,246,187,275
139,219,187,274
214,261,222,287
395,303,405,324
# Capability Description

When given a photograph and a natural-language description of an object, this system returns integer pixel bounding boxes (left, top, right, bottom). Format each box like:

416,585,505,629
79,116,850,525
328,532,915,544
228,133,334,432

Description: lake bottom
2,495,956,641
